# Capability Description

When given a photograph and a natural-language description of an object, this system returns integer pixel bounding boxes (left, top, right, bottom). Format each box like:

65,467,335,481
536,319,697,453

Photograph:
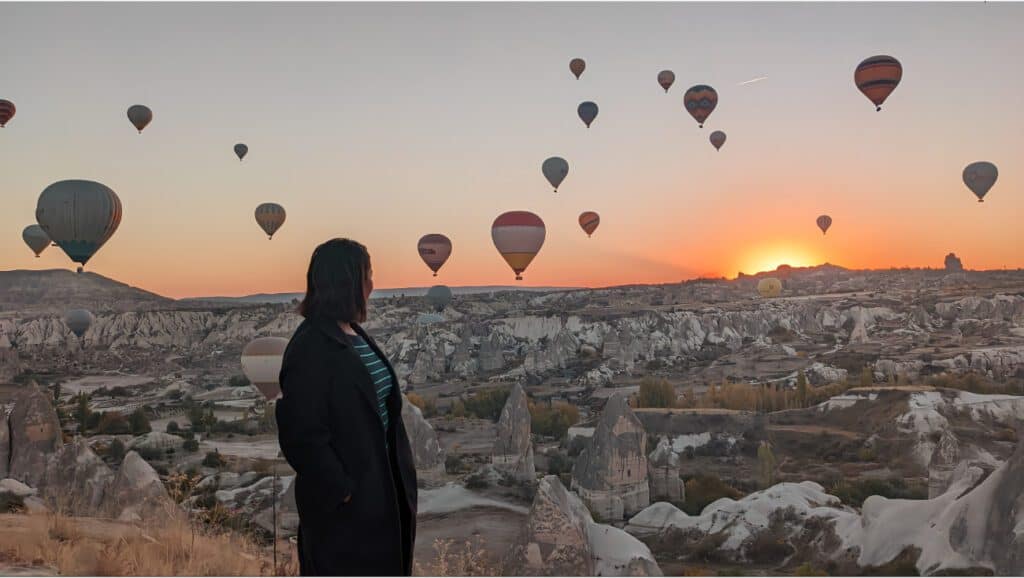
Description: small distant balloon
35,180,122,271
542,157,569,192
234,143,248,161
127,105,153,133
757,277,783,298
710,130,727,151
417,234,452,276
64,309,94,339
578,101,599,128
241,336,289,400
426,285,453,312
578,211,600,238
570,58,586,79
22,225,50,257
963,162,998,202
658,70,675,93
683,85,718,128
492,211,545,280
255,203,286,239
855,55,902,111
816,215,832,235
0,99,16,127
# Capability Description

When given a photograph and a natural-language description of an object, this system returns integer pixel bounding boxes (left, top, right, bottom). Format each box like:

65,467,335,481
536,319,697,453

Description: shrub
202,451,225,468
183,439,200,452
683,474,743,515
829,477,927,508
638,377,675,408
129,407,152,436
228,374,250,387
444,454,468,475
166,421,180,434
463,387,511,421
96,411,131,435
795,563,829,576
530,401,580,440
108,438,126,462
407,393,438,417
546,452,573,476
450,400,466,418
137,446,164,462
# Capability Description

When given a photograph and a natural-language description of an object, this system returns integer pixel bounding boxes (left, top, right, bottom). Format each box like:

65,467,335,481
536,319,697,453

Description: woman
276,238,418,576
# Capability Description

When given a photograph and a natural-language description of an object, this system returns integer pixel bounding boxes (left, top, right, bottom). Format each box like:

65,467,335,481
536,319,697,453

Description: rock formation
945,253,964,272
0,408,9,479
401,396,445,481
927,429,960,498
492,384,536,483
0,331,19,383
647,438,684,503
572,394,650,521
40,439,114,514
7,383,62,487
479,333,506,372
103,451,173,522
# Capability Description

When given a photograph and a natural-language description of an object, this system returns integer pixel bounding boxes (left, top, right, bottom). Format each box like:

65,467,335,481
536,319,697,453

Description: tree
860,366,874,387
183,438,200,452
796,371,809,408
109,438,126,462
96,411,131,435
75,393,92,433
638,377,676,408
757,441,777,489
129,407,152,436
166,421,180,434
202,450,224,468
228,374,250,387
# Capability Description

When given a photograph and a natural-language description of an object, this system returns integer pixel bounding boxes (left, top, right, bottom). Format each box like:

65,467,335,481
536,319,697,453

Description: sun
736,243,820,277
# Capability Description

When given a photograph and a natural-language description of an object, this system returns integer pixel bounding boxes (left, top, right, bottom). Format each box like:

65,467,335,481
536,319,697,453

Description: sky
1,2,1022,299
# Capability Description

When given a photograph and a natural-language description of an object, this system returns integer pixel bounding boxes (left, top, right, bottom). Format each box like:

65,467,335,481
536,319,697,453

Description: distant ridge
0,269,173,314
179,285,581,305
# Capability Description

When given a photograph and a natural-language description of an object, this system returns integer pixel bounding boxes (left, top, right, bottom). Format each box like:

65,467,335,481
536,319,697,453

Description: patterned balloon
683,85,718,128
255,203,286,239
417,234,452,276
963,162,998,203
657,70,675,93
578,211,600,238
241,336,289,400
855,55,902,111
35,180,122,270
492,211,545,280
570,58,586,79
816,215,832,235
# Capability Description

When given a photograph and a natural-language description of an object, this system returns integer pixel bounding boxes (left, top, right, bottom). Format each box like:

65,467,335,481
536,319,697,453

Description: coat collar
311,315,356,348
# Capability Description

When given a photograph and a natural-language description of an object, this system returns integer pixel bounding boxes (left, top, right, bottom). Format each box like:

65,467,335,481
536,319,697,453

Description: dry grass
0,510,298,576
413,537,500,577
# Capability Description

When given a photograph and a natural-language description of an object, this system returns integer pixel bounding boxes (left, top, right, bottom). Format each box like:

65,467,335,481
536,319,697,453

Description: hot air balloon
855,55,902,111
570,58,586,79
0,99,15,128
542,157,569,192
35,180,122,271
426,285,453,312
710,130,727,151
816,215,833,235
579,212,600,238
417,234,452,276
757,277,783,298
64,309,94,339
255,203,286,239
127,105,153,133
657,70,675,93
234,143,248,161
963,162,998,202
241,336,289,400
492,211,545,280
683,85,718,128
578,101,599,128
22,225,51,257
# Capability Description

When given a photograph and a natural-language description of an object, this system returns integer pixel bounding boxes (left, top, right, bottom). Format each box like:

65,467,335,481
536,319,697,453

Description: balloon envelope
757,278,783,298
241,336,289,400
426,284,453,312
963,162,998,202
492,211,545,280
570,58,586,79
417,234,452,276
127,105,153,133
64,309,94,338
22,224,51,257
710,130,727,150
683,85,718,127
0,99,15,127
35,180,122,269
234,143,248,161
578,211,600,237
855,55,902,111
816,215,832,234
542,157,569,191
578,101,599,128
657,70,675,92
255,203,286,239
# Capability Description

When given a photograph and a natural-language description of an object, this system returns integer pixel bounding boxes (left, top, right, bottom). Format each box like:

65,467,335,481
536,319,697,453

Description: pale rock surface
7,383,62,487
492,384,536,483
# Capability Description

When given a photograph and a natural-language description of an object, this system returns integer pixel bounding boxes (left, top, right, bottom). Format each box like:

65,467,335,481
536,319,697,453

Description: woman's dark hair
298,238,371,322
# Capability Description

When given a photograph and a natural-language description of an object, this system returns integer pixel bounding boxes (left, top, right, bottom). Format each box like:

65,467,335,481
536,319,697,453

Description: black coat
276,316,418,576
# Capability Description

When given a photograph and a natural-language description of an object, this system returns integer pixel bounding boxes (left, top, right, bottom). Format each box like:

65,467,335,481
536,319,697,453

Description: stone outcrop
401,397,445,480
945,253,964,272
647,438,684,503
492,384,536,483
927,429,960,498
128,432,184,452
102,451,173,522
0,331,19,383
7,383,62,487
572,394,650,521
0,408,9,479
479,333,506,372
40,439,114,515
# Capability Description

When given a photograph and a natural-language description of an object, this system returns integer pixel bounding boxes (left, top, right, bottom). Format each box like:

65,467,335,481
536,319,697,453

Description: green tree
860,366,874,387
638,377,676,408
228,374,250,387
202,450,224,468
129,407,152,436
109,438,126,462
796,371,809,408
757,441,777,489
463,387,510,421
75,393,92,433
166,421,180,434
183,438,200,452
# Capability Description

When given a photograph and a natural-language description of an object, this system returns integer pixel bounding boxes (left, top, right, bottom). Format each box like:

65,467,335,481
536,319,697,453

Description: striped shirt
350,334,393,435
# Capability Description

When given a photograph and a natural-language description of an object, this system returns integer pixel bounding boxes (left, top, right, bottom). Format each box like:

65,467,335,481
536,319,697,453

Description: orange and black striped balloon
855,55,902,111
0,99,15,127
683,85,717,128
578,211,600,238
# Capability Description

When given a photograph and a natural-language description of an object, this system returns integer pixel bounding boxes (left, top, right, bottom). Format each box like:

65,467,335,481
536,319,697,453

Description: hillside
0,270,173,315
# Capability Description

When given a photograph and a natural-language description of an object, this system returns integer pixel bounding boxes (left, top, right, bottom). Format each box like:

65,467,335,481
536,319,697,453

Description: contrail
737,76,768,86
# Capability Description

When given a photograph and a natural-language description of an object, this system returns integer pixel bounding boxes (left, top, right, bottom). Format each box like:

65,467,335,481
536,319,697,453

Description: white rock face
492,384,536,483
647,438,685,503
103,451,173,522
401,397,445,479
128,432,184,452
